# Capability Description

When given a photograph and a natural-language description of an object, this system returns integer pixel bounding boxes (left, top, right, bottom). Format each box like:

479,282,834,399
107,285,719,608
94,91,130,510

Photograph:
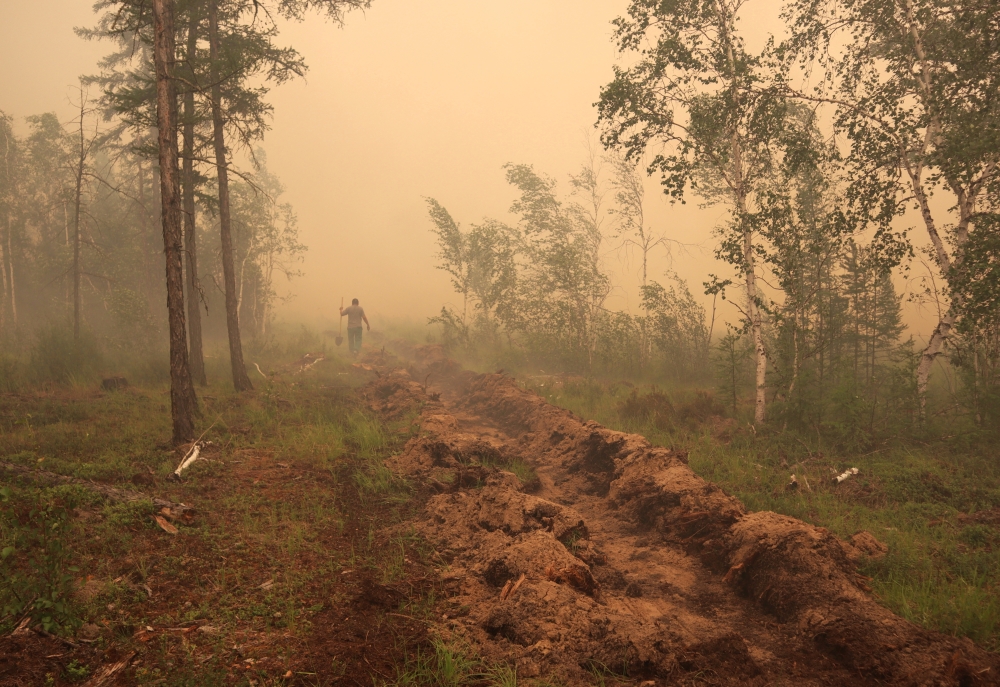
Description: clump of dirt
361,348,1000,685
848,531,889,561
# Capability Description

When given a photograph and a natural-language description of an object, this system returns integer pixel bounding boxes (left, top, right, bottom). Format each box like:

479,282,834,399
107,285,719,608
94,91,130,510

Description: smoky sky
0,0,941,340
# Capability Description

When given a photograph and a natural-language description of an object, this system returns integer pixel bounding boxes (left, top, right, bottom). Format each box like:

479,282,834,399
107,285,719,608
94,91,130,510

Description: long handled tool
336,297,344,346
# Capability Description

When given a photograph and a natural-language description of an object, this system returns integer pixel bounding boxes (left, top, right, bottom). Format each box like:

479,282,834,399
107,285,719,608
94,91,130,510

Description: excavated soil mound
360,351,999,685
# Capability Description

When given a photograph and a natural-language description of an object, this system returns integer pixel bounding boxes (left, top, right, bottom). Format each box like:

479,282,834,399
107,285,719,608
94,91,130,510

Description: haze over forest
1,0,941,335
3,0,1000,682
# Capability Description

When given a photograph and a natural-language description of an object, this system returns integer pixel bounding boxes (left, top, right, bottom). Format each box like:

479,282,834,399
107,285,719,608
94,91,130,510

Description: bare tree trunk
916,312,956,407
718,0,766,423
73,90,85,341
907,161,967,418
8,225,15,327
152,0,199,444
789,315,799,400
743,221,767,424
182,10,207,387
0,130,8,333
209,0,253,391
0,214,7,332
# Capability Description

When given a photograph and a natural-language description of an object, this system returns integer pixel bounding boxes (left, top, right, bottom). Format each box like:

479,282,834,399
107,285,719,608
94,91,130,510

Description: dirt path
362,345,999,686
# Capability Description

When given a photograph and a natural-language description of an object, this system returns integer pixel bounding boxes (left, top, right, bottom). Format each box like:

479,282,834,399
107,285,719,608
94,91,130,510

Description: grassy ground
5,333,996,684
0,344,448,687
529,378,1000,652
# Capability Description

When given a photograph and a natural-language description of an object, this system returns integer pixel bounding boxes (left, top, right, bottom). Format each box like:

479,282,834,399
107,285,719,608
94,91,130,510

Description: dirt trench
360,346,1000,686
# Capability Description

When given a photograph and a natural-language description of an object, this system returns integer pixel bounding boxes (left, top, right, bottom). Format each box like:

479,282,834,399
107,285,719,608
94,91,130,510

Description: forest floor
0,342,999,686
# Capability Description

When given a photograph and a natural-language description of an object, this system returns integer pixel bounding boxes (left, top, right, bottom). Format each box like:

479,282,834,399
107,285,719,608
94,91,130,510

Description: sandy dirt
360,344,1000,686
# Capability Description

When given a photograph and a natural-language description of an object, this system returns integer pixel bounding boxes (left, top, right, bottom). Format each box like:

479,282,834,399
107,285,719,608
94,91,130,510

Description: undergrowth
0,485,85,635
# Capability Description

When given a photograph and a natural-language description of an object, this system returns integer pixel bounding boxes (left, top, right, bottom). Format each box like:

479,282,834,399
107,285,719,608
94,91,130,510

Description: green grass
388,637,523,686
347,409,413,501
0,341,447,684
532,379,1000,651
477,454,539,487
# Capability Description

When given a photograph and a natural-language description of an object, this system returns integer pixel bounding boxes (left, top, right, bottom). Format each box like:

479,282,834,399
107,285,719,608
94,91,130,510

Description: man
339,298,370,355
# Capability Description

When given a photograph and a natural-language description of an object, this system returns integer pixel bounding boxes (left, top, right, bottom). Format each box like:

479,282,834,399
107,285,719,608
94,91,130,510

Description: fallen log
0,461,195,524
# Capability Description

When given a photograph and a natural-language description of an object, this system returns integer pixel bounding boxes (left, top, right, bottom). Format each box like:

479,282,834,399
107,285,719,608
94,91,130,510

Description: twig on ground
31,627,79,649
83,651,136,686
172,418,220,480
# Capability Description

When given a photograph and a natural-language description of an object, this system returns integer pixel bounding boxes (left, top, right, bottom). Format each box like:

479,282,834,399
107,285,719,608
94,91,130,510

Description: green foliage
63,660,90,682
427,172,710,382
346,411,410,502
0,486,81,635
389,637,518,687
475,452,539,488
714,328,754,414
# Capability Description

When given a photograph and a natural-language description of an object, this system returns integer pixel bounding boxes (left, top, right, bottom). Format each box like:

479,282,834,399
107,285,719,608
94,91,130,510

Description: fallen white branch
834,467,859,484
254,362,267,378
173,441,207,480
301,356,324,372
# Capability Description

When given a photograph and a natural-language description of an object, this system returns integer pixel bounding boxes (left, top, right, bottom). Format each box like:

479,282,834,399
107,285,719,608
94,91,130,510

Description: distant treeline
0,109,302,382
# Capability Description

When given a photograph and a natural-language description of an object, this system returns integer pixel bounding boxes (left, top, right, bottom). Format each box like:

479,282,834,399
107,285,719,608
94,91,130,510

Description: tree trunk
209,0,253,392
906,157,969,419
182,10,207,386
744,221,767,424
63,202,71,317
8,223,15,327
152,0,199,444
718,0,766,423
916,311,956,412
73,90,85,341
0,214,7,332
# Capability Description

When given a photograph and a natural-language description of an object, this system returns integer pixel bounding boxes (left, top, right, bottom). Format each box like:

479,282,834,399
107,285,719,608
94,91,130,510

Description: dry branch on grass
83,651,135,687
172,441,206,479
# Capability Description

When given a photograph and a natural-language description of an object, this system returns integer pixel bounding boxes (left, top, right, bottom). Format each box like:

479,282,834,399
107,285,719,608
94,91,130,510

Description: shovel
336,297,344,347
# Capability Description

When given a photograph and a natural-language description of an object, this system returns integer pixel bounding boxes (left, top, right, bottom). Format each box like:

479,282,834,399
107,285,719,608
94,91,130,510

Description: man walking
339,298,370,355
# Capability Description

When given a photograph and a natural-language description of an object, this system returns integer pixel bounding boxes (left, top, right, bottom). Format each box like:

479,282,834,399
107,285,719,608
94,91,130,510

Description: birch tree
783,0,1000,416
608,153,668,291
598,0,789,423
